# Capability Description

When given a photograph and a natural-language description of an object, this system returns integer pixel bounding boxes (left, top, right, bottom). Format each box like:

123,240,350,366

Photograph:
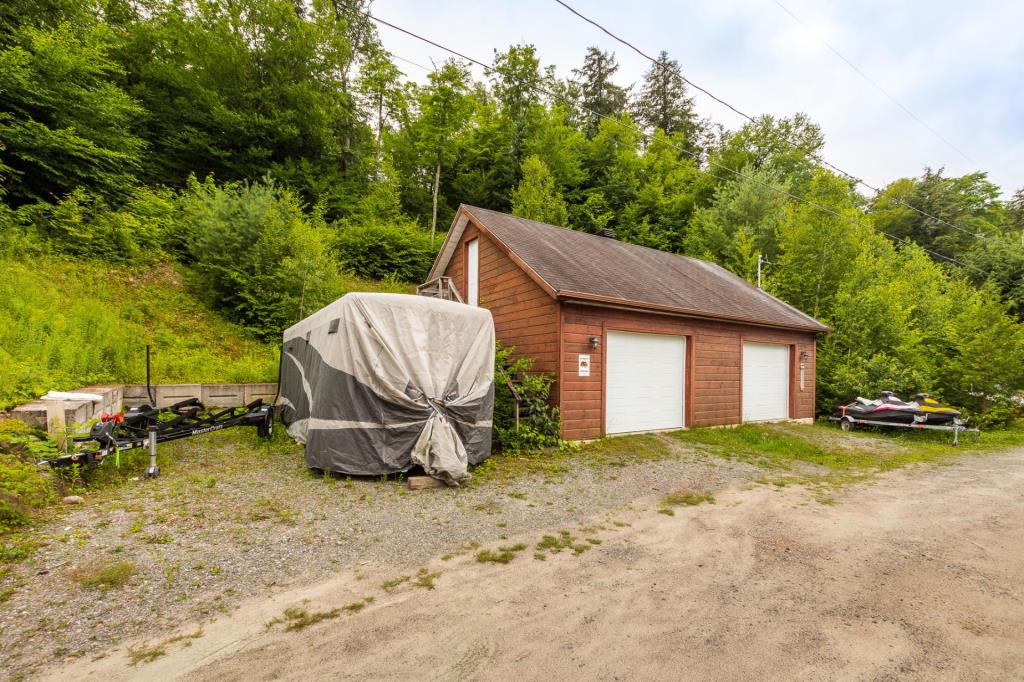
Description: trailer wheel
840,417,854,432
257,411,274,440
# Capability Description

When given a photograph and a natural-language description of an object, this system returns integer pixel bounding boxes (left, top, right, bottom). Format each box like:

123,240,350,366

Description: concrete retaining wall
122,383,278,408
10,383,277,437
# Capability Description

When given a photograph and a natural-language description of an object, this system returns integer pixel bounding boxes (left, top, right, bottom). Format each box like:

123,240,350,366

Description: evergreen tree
573,47,629,138
511,155,569,226
633,51,699,148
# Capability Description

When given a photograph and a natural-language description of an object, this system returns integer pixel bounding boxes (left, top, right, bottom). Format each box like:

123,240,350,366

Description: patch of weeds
250,498,297,526
440,554,453,561
657,508,675,516
508,491,527,500
586,538,602,545
0,586,15,604
495,521,507,528
535,530,591,557
612,520,630,527
662,488,715,507
476,543,527,564
127,517,145,534
382,575,409,592
266,606,341,631
471,499,502,515
413,567,441,590
71,559,135,589
128,629,203,666
144,532,174,545
342,598,371,613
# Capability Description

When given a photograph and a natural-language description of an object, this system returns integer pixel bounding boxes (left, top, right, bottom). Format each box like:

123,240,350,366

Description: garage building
425,205,829,440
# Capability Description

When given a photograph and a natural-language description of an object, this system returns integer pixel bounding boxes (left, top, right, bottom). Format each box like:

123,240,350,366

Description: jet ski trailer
829,391,978,445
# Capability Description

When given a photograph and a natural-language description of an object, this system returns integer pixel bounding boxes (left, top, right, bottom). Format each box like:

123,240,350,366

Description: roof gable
429,205,829,333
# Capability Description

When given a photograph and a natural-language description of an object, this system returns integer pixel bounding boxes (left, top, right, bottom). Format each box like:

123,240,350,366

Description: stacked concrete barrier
10,383,278,437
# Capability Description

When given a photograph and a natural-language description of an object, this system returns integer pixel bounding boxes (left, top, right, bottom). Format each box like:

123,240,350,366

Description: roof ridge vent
598,227,617,240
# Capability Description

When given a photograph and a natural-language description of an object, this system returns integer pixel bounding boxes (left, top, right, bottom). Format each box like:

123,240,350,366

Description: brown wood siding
442,223,561,388
560,303,817,440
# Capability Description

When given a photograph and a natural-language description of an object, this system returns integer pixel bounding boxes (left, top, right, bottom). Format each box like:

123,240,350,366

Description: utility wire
769,0,975,164
551,0,993,244
367,13,986,275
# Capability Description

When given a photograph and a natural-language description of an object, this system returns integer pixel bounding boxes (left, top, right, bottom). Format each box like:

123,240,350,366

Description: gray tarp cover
279,293,495,484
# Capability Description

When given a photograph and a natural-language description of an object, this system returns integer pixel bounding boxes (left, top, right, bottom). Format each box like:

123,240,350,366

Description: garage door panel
742,342,790,422
606,332,685,434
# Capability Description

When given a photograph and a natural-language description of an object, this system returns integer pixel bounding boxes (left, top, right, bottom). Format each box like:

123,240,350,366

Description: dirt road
50,451,1024,681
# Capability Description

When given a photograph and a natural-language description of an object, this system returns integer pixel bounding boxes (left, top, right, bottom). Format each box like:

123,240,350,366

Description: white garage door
606,331,685,434
742,342,790,422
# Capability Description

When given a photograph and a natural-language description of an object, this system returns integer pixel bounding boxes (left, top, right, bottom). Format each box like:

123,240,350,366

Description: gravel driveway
0,429,760,679
46,448,1024,682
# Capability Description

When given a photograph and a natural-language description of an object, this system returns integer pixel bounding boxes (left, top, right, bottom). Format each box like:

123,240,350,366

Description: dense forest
2,0,1024,424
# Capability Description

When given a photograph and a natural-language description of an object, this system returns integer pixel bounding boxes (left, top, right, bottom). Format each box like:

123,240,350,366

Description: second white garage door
742,342,790,422
605,331,685,434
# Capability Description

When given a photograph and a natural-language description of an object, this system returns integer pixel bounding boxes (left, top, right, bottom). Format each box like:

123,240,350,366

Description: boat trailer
828,414,979,446
38,397,274,476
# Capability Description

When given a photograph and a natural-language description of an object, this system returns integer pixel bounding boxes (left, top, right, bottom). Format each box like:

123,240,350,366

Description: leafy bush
0,420,56,533
493,343,561,453
180,177,339,339
14,187,179,263
333,221,437,282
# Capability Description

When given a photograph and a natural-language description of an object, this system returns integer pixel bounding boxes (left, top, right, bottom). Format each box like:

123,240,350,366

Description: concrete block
81,385,124,415
62,400,92,428
154,384,202,408
201,384,245,407
244,383,279,405
11,401,48,429
123,384,152,407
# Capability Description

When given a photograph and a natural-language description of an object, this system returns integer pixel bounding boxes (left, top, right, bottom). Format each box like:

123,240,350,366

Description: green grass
470,433,675,486
475,543,528,564
0,257,276,409
70,558,135,589
0,255,410,409
662,489,715,507
671,422,1024,482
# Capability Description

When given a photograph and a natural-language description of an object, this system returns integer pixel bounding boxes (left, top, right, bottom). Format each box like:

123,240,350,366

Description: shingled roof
430,205,829,333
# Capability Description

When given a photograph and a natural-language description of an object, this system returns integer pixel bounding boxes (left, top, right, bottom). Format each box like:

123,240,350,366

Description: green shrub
180,177,339,339
0,454,54,533
493,343,560,453
333,221,437,282
14,187,178,263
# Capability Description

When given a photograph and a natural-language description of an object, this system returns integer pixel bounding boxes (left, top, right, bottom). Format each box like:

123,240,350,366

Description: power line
366,13,986,275
769,0,975,164
551,0,993,244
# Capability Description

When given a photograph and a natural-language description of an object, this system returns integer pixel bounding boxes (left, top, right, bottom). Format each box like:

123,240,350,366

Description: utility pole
757,253,766,289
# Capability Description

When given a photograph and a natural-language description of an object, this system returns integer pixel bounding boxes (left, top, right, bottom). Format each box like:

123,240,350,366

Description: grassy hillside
0,256,408,409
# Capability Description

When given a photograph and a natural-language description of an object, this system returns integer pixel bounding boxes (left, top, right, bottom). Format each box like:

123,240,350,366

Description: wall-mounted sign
578,354,591,377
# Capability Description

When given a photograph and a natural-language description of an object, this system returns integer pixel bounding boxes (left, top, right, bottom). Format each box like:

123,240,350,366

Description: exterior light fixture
589,336,601,350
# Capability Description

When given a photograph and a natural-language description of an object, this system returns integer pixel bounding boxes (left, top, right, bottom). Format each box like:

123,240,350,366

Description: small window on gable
466,238,479,306
328,318,340,334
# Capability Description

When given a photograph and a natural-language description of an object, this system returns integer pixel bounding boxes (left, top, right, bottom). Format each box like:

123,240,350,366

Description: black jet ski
835,391,925,425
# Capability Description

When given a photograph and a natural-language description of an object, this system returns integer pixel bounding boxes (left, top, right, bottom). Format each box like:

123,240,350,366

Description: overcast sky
372,0,1022,198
